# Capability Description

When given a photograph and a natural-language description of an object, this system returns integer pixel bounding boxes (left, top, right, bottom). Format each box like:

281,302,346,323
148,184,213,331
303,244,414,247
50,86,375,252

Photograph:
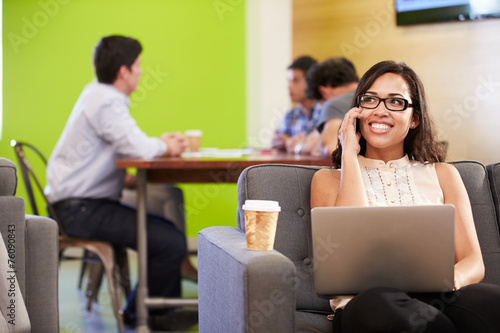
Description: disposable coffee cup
185,130,202,153
242,200,281,251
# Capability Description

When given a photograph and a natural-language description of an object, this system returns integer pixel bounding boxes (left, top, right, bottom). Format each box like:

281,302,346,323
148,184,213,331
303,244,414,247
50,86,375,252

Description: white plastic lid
242,200,281,212
184,130,203,137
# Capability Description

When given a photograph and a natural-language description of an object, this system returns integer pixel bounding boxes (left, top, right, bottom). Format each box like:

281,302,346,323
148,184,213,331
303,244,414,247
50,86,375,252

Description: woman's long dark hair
331,61,446,168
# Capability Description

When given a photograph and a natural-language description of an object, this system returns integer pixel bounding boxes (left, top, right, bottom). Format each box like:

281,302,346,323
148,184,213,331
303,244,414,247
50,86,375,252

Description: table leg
136,169,150,333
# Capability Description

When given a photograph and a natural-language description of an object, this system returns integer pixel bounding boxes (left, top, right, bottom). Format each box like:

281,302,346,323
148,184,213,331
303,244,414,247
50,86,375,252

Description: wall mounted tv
396,0,500,26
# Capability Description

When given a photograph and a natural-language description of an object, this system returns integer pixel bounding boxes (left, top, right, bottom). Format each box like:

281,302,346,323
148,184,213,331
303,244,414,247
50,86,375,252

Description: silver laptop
311,205,455,297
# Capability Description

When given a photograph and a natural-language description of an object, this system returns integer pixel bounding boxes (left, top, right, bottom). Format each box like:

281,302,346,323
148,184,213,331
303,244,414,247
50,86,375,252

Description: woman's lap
338,284,500,333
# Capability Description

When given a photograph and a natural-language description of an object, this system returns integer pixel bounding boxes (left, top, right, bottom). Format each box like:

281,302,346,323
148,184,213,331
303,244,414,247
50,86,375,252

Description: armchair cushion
453,161,500,285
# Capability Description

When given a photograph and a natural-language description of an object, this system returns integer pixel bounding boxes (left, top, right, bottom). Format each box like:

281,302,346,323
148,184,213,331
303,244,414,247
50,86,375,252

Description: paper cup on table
185,130,202,153
242,200,281,251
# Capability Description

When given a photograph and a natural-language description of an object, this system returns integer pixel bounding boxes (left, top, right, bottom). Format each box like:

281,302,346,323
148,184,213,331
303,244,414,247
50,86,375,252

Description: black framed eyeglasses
357,95,413,111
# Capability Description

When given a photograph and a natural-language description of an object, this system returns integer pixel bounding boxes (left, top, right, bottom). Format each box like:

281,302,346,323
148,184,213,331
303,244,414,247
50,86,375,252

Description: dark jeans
54,198,186,316
335,283,500,333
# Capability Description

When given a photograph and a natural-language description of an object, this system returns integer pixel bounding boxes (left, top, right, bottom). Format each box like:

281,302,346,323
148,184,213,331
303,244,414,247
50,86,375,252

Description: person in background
309,57,359,158
311,60,500,332
45,35,197,331
271,56,321,155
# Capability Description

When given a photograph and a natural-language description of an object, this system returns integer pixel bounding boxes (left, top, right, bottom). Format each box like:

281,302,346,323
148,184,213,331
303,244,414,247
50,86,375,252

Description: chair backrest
11,141,64,233
236,161,500,311
11,141,46,215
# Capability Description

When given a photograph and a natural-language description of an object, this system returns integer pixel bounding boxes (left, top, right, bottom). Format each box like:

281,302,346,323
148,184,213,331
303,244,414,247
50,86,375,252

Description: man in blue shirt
271,56,321,154
45,35,197,331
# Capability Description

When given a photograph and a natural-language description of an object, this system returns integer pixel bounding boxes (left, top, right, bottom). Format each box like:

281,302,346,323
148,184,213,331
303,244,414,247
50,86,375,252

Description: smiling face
358,72,419,161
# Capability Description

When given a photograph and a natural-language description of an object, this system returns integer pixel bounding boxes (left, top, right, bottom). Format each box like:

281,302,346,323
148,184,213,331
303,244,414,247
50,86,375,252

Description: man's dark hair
93,35,142,84
288,56,317,73
306,57,359,100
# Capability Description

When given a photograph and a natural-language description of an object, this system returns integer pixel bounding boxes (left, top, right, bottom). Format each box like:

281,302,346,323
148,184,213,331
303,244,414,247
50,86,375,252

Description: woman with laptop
311,60,500,332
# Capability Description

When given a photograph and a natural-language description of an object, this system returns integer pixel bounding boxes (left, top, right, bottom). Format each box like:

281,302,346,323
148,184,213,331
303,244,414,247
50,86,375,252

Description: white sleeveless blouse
329,155,444,314
358,155,444,206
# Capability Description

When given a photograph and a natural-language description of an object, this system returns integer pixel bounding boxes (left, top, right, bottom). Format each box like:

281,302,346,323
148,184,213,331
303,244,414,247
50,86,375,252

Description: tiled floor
58,250,199,333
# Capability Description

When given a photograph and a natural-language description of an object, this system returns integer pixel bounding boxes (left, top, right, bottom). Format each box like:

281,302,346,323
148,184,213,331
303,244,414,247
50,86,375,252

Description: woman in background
311,60,500,332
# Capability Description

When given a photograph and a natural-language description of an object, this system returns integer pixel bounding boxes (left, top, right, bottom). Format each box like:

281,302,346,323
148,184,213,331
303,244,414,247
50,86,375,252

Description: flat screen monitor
396,0,500,26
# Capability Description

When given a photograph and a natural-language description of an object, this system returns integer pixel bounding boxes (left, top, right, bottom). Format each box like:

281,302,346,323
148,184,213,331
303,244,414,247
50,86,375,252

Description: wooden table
116,150,331,332
117,150,332,183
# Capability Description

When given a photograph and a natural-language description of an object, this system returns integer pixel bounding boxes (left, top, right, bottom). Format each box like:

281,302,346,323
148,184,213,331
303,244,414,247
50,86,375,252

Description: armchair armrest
199,226,297,333
25,215,59,333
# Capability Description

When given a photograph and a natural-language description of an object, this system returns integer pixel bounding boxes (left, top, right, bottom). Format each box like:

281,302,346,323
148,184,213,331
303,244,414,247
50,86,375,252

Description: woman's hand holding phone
330,106,369,207
338,107,363,159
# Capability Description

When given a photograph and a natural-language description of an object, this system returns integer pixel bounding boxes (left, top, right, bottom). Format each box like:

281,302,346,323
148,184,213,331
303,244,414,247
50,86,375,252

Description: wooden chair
11,140,130,333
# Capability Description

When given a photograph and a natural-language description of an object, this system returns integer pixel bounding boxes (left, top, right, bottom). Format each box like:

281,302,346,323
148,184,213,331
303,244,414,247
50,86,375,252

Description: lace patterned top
329,155,444,315
358,155,443,206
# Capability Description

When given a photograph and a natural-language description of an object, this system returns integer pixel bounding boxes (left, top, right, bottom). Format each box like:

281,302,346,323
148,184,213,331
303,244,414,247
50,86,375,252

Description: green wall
2,0,246,237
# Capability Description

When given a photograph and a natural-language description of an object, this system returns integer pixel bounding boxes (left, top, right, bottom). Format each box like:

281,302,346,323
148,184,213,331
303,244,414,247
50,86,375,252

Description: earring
411,123,415,128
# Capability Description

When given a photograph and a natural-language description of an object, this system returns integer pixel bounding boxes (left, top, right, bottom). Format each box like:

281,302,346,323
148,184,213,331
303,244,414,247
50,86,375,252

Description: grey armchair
0,157,59,332
198,161,500,333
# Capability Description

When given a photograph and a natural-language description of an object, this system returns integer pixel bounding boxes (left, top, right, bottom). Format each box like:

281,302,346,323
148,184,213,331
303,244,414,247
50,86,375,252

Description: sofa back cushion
452,161,500,285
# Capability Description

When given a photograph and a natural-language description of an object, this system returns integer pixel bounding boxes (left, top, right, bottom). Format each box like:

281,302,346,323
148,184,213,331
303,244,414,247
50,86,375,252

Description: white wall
246,0,292,149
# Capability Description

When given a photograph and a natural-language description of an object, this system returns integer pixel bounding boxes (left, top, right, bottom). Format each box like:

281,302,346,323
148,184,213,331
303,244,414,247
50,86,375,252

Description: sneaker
149,309,198,331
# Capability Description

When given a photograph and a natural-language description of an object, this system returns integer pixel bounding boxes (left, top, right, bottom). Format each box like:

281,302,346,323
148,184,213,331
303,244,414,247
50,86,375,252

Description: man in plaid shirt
271,56,320,154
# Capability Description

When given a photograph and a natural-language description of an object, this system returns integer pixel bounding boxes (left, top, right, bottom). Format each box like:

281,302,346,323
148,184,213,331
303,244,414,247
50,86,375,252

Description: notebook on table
311,205,455,298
